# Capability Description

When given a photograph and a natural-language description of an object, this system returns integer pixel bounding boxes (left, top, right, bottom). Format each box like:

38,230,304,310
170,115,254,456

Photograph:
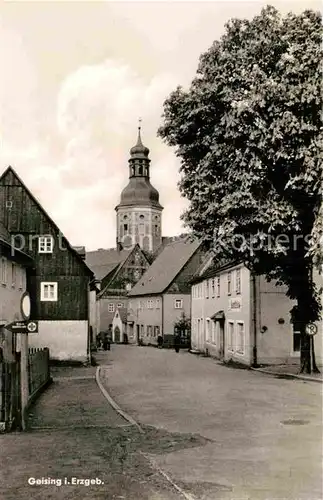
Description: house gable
0,167,93,321
165,245,205,294
99,244,150,298
0,167,93,277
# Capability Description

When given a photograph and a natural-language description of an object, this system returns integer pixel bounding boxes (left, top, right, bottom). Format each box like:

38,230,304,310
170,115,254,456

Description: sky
0,0,319,251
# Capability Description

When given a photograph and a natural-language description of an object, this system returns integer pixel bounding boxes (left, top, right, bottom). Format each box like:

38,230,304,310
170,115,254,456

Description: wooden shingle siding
28,275,89,321
0,168,92,324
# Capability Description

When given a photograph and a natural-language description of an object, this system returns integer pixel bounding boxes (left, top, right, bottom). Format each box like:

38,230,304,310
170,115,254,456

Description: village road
0,363,187,500
100,345,322,500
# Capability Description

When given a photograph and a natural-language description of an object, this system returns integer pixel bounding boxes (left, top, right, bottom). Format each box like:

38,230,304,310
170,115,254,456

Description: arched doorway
114,326,121,343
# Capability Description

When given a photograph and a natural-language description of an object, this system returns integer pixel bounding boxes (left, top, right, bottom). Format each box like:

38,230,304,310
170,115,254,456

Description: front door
114,326,120,343
219,320,225,360
136,325,140,344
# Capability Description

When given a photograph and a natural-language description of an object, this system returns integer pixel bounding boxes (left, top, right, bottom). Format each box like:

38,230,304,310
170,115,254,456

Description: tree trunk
296,262,320,375
300,329,311,374
299,327,320,374
310,336,320,373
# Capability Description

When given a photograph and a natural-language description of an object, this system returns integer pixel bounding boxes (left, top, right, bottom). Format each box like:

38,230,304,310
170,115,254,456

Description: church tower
115,125,163,252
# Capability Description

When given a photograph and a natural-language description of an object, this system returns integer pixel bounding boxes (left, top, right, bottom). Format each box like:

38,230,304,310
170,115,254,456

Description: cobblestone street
99,345,322,500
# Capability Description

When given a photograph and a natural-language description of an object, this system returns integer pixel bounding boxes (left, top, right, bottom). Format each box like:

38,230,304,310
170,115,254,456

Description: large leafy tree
158,6,322,373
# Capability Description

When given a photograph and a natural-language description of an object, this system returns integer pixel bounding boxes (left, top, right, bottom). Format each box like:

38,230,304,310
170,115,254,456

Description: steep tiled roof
191,259,241,284
85,247,133,280
128,237,201,296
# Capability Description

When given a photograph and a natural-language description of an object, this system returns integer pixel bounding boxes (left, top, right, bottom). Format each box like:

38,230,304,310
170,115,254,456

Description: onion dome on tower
116,125,163,210
115,122,163,253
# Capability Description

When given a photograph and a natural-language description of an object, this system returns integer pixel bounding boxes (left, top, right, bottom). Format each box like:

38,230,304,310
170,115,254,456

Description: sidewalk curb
141,452,197,500
250,367,323,383
95,366,144,433
96,366,196,499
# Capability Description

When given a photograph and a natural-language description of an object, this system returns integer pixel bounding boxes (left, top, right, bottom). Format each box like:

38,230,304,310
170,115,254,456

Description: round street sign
21,292,31,320
305,323,318,336
27,321,37,333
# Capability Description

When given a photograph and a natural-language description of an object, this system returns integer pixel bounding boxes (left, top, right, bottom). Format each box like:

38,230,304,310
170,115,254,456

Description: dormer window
38,236,54,254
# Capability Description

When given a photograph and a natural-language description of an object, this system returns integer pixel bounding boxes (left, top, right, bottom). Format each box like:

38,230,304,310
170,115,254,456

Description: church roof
116,125,163,210
128,237,201,296
85,247,132,280
117,178,163,209
129,126,150,158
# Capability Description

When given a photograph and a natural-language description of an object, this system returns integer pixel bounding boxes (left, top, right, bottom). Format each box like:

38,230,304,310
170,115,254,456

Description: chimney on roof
73,246,86,260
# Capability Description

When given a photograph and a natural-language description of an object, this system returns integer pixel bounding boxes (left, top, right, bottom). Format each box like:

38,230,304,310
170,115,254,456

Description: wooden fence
0,353,21,432
0,337,51,432
28,347,50,399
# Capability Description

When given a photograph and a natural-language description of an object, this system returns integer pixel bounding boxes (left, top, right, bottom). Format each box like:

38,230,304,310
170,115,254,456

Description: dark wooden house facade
0,167,94,362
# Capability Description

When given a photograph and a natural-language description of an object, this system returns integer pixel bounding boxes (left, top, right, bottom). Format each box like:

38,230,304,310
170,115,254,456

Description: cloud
52,58,188,248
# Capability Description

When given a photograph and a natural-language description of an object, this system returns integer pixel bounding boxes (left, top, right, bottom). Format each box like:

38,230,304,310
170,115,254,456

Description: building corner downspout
251,273,259,368
87,279,92,366
161,294,164,337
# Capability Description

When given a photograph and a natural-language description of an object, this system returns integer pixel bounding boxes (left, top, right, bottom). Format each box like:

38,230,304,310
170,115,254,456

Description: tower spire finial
137,117,143,145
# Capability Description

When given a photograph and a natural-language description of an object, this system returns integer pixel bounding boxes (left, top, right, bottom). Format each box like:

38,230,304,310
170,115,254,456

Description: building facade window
227,272,232,295
216,277,220,297
108,303,115,312
18,267,24,290
1,258,7,285
227,321,234,352
205,280,209,299
292,322,301,353
38,235,54,254
41,282,58,301
211,279,215,298
206,319,212,342
154,326,160,337
139,224,145,235
236,268,241,295
117,302,123,308
11,263,16,287
156,299,160,309
174,299,183,309
147,325,153,336
236,322,245,354
147,299,154,309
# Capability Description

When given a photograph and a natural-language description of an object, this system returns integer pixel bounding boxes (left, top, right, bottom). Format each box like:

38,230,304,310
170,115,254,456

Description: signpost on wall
305,323,318,336
4,292,35,431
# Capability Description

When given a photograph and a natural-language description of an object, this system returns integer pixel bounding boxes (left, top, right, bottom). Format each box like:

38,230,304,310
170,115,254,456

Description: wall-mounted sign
20,292,31,320
5,320,38,334
228,297,242,311
305,323,317,336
